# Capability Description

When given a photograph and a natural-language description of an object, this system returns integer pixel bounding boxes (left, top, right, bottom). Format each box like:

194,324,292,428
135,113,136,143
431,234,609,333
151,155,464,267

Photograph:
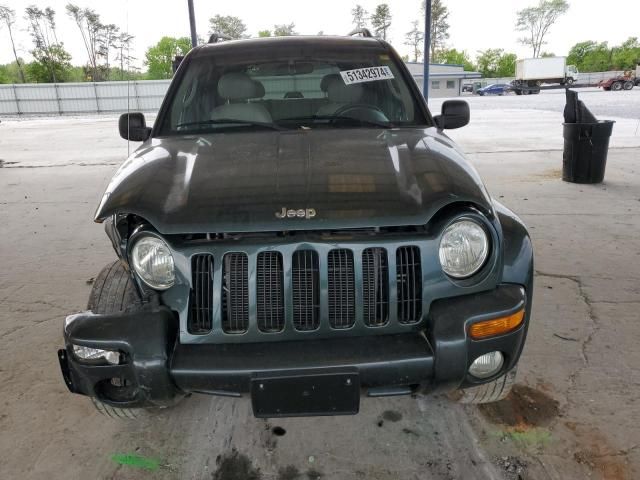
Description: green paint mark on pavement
111,453,160,471
490,427,553,450
506,427,553,448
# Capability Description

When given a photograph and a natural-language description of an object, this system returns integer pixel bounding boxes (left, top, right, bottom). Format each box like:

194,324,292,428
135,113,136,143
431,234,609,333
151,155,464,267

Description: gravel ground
1,90,639,479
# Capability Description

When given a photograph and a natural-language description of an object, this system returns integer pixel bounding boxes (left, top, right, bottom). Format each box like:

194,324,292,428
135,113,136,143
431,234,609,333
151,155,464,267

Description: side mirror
434,100,470,130
119,112,151,142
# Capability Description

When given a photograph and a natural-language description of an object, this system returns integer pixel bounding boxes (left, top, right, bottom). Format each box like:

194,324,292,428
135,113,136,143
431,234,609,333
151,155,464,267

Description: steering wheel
329,104,389,124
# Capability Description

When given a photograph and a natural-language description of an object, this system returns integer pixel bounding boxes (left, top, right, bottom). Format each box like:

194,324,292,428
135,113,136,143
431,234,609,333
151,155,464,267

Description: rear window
158,42,430,135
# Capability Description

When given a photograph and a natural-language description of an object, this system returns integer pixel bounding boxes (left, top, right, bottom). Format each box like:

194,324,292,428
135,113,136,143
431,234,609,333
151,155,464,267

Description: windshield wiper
176,119,285,131
279,115,394,129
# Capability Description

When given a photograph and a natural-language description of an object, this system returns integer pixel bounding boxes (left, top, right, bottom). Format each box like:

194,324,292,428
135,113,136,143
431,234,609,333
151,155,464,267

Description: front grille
396,246,422,324
222,253,249,333
327,249,356,329
256,252,284,332
362,248,389,326
292,251,320,331
188,244,424,338
189,254,214,334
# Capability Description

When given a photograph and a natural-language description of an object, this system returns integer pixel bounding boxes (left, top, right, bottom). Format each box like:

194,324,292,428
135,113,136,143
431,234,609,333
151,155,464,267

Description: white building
405,63,482,98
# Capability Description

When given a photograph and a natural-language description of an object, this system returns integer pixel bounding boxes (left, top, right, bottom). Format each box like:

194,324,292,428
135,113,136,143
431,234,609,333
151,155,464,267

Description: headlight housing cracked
439,218,490,279
130,235,175,290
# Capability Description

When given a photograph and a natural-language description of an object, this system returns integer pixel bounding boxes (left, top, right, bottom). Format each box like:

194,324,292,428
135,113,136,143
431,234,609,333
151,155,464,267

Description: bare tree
25,6,55,79
114,32,134,80
516,0,569,58
99,23,119,76
422,0,450,59
25,5,71,82
351,5,368,29
370,4,392,40
43,7,59,44
0,5,26,82
65,4,102,79
404,21,424,62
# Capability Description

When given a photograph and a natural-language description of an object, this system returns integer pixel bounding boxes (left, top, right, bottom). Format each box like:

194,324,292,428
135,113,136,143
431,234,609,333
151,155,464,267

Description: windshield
158,43,429,135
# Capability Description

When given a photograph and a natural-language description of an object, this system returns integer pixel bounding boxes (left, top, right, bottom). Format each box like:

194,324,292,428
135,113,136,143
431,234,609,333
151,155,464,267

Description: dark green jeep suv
58,33,533,418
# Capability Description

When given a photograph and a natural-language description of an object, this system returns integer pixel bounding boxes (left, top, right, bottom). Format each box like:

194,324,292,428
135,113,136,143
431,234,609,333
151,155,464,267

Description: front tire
86,261,146,419
566,78,575,85
623,81,634,90
455,367,517,404
87,260,141,314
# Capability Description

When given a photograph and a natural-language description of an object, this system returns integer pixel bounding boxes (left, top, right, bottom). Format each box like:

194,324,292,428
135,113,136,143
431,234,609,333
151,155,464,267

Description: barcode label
340,67,395,85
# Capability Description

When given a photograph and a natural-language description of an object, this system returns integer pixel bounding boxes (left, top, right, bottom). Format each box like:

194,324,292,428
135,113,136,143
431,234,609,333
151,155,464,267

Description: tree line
1,1,638,84
0,4,136,83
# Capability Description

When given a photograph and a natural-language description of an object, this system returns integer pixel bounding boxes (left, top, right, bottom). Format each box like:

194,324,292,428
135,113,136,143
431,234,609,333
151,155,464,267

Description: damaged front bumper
58,284,529,417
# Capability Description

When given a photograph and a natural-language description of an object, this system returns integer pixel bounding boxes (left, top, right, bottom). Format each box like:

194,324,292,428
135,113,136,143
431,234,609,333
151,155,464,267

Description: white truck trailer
511,57,579,95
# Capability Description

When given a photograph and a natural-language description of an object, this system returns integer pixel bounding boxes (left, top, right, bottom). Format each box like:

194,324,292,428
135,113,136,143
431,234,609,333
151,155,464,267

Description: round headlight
130,236,175,290
439,219,489,279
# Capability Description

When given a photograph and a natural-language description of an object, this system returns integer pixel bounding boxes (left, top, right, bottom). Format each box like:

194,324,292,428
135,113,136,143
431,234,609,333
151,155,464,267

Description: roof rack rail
208,33,232,44
348,28,373,38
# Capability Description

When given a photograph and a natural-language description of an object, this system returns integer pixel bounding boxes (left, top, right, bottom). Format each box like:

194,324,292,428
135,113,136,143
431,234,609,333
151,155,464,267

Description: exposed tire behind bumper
454,366,517,404
82,261,177,418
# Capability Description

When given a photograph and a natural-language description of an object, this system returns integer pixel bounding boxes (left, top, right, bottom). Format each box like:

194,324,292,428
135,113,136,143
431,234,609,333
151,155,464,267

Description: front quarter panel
493,200,534,287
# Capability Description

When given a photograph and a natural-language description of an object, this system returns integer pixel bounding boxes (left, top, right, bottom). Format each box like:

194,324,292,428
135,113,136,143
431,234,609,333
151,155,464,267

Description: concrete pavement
1,91,639,479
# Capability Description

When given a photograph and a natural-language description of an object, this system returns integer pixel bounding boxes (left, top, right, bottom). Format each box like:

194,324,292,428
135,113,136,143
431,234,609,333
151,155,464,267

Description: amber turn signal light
469,309,525,340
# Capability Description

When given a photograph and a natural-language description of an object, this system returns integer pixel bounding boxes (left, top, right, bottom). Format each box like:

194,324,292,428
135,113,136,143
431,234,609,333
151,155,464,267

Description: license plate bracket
251,370,360,418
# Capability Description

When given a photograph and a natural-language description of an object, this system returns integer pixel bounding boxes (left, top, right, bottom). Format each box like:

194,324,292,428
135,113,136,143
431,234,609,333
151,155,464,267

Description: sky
1,0,639,69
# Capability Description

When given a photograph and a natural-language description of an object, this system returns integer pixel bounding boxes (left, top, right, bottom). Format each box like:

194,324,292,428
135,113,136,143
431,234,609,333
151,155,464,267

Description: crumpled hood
95,128,493,234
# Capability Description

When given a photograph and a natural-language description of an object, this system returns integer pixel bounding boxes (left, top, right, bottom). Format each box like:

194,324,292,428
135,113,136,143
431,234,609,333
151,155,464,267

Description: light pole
423,0,432,101
187,0,198,48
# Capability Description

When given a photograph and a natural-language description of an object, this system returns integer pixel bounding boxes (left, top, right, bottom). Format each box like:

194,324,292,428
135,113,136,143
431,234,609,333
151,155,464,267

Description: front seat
316,75,364,116
211,72,272,123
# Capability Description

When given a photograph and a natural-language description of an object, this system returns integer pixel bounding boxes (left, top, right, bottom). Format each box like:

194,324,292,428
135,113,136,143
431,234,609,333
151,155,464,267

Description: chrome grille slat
328,249,355,329
257,252,284,332
396,246,422,324
362,248,389,326
292,250,320,331
222,253,249,333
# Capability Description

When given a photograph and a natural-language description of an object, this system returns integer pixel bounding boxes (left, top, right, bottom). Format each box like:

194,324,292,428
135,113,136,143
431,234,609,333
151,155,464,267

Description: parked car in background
477,84,511,96
462,83,473,93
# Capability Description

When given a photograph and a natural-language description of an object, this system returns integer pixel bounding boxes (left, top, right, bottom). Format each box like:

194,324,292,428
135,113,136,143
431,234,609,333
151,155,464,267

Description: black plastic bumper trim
58,285,529,409
170,333,435,395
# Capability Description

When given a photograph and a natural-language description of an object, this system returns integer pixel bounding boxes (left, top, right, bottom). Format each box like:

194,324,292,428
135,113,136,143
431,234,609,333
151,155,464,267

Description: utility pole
187,0,198,48
423,0,432,101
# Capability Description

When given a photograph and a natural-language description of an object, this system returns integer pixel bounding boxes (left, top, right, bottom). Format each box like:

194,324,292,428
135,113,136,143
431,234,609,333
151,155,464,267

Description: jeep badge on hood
275,208,317,219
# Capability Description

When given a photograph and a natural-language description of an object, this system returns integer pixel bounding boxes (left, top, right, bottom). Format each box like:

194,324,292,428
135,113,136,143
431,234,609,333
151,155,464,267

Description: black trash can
562,120,615,184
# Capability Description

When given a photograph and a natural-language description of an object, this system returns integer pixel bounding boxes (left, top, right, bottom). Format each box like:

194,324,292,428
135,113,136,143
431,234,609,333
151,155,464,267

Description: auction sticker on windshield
340,66,395,85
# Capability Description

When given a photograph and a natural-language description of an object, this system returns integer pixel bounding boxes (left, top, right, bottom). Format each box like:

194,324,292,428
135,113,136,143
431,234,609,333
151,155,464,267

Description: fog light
469,351,504,379
72,345,121,365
